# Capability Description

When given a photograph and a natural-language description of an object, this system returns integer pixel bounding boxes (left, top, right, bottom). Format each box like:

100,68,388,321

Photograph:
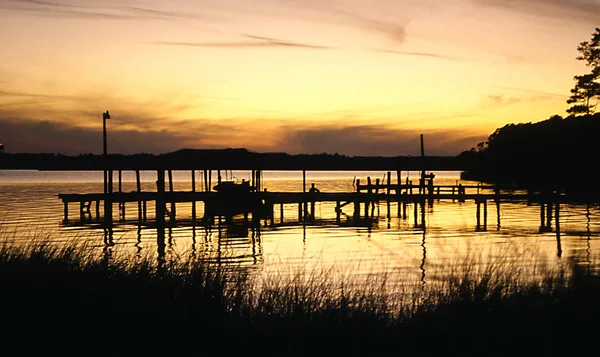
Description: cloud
471,0,600,23
374,49,465,61
496,86,569,99
275,125,482,156
0,89,84,100
0,110,481,156
1,0,209,20
269,0,410,45
154,34,334,50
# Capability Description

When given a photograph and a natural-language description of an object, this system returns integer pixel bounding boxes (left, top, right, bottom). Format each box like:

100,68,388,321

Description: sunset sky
1,0,598,156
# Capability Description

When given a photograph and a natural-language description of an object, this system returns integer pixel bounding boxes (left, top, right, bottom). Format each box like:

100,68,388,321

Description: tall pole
420,134,425,194
102,110,111,226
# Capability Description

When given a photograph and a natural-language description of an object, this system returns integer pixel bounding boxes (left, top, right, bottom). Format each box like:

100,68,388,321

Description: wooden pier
57,168,572,233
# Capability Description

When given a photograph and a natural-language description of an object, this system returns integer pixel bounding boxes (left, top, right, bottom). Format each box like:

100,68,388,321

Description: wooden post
280,203,284,223
555,199,560,233
191,170,196,224
104,170,113,226
136,170,142,222
387,172,391,198
95,200,100,221
365,177,372,218
496,200,501,229
156,169,165,247
63,202,68,223
413,200,418,226
356,179,360,193
402,197,407,219
421,199,426,230
204,170,209,192
117,170,124,222
303,170,307,220
251,170,255,191
483,199,487,229
476,200,481,229
168,170,176,222
547,201,553,228
540,202,546,230
298,202,303,221
336,201,341,224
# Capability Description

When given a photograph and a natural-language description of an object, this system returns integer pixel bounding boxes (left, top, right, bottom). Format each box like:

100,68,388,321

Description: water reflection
3,172,600,297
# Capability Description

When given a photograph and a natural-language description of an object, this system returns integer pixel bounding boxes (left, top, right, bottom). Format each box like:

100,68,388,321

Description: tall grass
0,240,598,356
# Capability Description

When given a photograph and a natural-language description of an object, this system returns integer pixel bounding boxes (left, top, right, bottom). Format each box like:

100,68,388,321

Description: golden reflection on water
1,170,599,295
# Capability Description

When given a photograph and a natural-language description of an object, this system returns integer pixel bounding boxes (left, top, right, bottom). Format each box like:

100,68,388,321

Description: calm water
1,169,599,291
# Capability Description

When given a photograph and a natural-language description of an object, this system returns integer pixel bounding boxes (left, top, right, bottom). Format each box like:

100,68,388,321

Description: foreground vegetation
1,242,600,356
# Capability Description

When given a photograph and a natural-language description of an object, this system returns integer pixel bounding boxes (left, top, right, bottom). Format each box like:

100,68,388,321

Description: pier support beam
192,170,197,224
104,170,113,227
168,170,176,223
476,198,487,231
156,169,166,238
136,170,142,222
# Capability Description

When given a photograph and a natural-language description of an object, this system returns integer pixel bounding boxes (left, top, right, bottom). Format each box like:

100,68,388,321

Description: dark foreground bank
1,242,599,356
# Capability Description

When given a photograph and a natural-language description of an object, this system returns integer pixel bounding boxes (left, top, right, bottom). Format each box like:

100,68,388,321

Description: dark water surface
1,169,599,292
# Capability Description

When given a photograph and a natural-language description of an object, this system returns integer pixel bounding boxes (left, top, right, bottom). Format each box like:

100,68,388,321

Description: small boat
213,179,254,194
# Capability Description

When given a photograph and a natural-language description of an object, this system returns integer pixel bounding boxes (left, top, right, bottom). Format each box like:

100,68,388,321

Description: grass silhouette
0,240,598,356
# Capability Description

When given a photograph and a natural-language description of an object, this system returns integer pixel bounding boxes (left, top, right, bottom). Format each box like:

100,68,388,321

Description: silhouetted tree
567,28,600,115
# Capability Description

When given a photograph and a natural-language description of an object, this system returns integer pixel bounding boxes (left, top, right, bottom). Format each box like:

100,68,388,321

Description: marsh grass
1,240,599,356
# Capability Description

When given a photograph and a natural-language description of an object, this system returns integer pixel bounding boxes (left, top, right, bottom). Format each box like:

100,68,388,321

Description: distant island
0,148,463,171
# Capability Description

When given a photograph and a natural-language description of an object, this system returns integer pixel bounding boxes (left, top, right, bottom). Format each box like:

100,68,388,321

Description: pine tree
567,28,600,115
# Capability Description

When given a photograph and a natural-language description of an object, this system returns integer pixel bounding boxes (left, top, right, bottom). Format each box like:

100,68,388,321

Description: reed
0,239,598,356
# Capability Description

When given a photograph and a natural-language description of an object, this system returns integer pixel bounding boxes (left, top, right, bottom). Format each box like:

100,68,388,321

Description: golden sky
0,0,598,155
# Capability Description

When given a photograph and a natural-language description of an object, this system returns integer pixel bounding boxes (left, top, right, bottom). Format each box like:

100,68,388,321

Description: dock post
168,170,176,223
356,179,360,192
95,200,100,221
251,170,255,191
374,178,380,209
298,202,303,221
204,170,209,192
496,200,501,229
303,170,307,220
119,170,126,222
280,203,284,223
386,171,391,198
104,170,113,227
63,202,69,223
539,202,547,231
476,200,481,229
353,199,359,219
396,170,401,217
555,197,560,233
191,170,196,224
402,196,407,219
547,201,553,228
136,170,142,222
421,198,426,230
336,201,341,224
156,169,166,248
483,199,487,229
366,177,372,217
413,200,418,226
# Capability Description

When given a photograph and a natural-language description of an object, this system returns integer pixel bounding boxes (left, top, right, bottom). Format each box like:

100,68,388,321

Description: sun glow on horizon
0,0,596,155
